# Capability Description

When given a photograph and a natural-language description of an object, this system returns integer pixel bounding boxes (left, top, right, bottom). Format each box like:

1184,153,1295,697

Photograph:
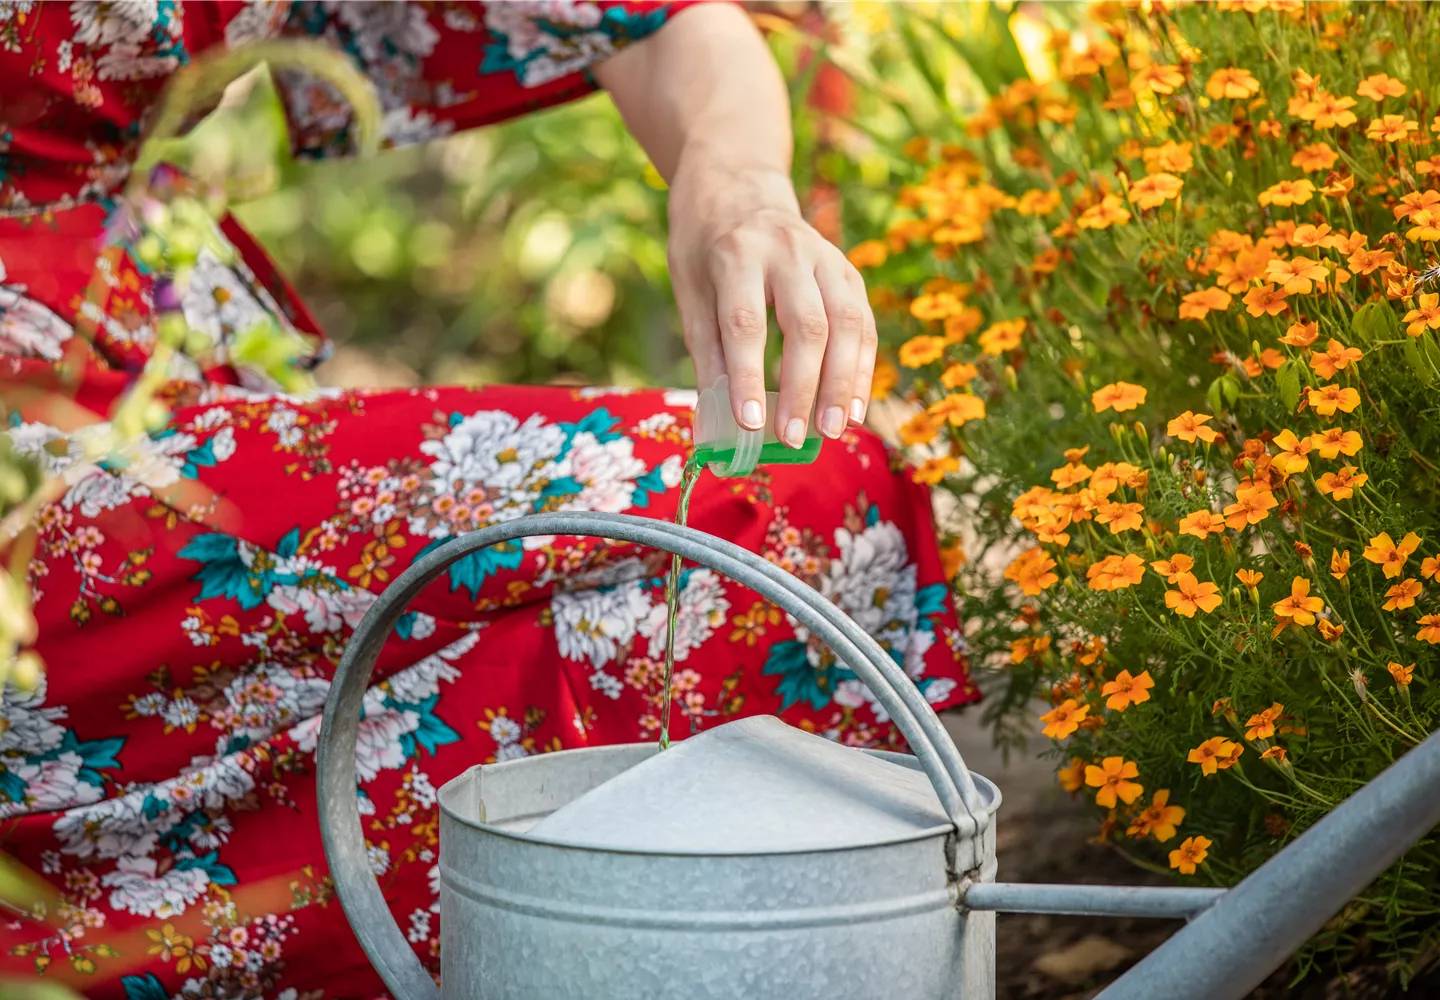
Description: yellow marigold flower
1167,410,1219,444
1058,756,1086,793
1169,835,1211,875
1418,614,1440,644
1316,466,1367,501
1366,114,1419,143
978,318,1026,355
1091,381,1147,413
1243,284,1290,317
1179,509,1225,539
1383,578,1423,612
909,292,964,322
871,358,898,401
1040,698,1089,740
927,392,986,427
1143,141,1193,175
1101,668,1154,712
1299,91,1358,129
1076,194,1132,230
1006,546,1059,596
943,307,984,344
1165,571,1223,618
1128,172,1184,210
1086,553,1147,592
1357,73,1407,101
1128,789,1185,843
1387,662,1415,686
1279,321,1319,347
1243,702,1284,740
1016,189,1063,216
1223,484,1278,529
1403,293,1440,336
1331,549,1351,580
1177,287,1233,321
1264,256,1327,295
1363,531,1421,579
1152,552,1196,583
845,240,888,269
1305,384,1360,416
1270,429,1312,475
898,335,946,369
1258,178,1316,207
1085,755,1144,808
1237,568,1263,587
1291,143,1338,172
897,410,943,446
1205,67,1260,100
1051,461,1093,489
1308,339,1363,378
1273,576,1324,625
1009,635,1052,664
1188,737,1240,776
1134,63,1185,94
940,362,978,389
1260,746,1289,763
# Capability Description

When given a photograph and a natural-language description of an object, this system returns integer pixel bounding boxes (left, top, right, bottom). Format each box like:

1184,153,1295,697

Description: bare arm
594,3,876,444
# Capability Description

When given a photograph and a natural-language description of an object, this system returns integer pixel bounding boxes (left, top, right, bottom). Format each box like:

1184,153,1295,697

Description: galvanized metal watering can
318,512,1440,1000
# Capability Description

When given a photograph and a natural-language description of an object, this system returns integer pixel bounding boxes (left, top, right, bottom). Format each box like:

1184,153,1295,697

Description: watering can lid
524,715,953,854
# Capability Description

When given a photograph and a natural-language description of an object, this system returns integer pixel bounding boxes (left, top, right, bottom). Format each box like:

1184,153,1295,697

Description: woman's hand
594,3,873,445
666,155,876,445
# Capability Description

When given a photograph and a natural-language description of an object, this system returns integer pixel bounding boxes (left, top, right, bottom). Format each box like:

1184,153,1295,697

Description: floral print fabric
0,3,976,998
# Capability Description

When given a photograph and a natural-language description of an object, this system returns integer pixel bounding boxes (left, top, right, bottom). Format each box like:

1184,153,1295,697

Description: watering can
318,512,1440,1000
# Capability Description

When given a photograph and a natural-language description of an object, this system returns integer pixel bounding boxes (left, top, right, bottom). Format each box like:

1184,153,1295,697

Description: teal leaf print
178,534,271,610
174,851,238,887
393,694,461,758
123,973,170,1000
914,583,948,631
631,465,667,508
417,537,524,601
276,527,301,559
762,639,855,712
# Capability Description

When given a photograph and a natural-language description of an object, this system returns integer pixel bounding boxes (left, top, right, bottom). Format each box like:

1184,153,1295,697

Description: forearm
593,3,793,196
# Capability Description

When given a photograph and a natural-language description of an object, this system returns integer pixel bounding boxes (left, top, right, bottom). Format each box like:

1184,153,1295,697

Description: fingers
814,261,873,434
850,305,879,426
710,235,769,431
769,261,830,448
674,273,726,391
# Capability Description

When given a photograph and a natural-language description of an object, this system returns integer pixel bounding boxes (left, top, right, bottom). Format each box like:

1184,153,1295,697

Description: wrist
672,143,800,216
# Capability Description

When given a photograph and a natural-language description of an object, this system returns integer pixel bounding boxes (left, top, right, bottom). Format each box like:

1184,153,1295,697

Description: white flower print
551,582,651,667
366,842,390,876
103,853,210,918
407,908,432,944
266,579,376,634
181,249,279,348
637,568,729,663
486,714,522,745
484,2,625,87
0,260,75,361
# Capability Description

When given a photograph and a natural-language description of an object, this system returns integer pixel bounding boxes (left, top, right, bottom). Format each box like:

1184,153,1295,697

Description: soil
940,708,1437,1000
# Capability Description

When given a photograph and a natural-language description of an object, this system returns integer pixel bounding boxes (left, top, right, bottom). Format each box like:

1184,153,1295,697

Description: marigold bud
1133,421,1148,444
1003,365,1019,391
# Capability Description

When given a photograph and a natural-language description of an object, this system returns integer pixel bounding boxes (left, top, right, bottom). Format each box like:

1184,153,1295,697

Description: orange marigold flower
1387,662,1415,687
1331,549,1351,580
1290,223,1333,249
1188,737,1240,776
1076,194,1132,230
1101,669,1155,712
1264,256,1327,295
1316,466,1367,500
845,240,888,269
1178,286,1233,321
1299,91,1358,129
1058,756,1086,793
1167,410,1219,444
978,318,1027,355
1237,568,1263,587
1030,248,1062,276
1383,578,1423,612
1178,509,1225,539
943,307,984,344
1094,501,1144,534
1143,141,1194,175
1416,155,1440,176
1270,430,1311,475
1243,284,1290,317
871,358,899,400
1091,381,1147,413
912,455,960,485
1260,746,1289,762
1308,339,1363,378
1273,576,1324,625
1305,384,1361,416
1206,67,1260,100
940,362,979,389
1403,293,1440,336
1259,178,1316,207
1291,143,1338,172
1084,755,1144,808
1418,615,1440,644
1086,553,1147,592
1363,531,1421,578
1166,571,1224,618
1422,554,1440,581
1040,698,1090,739
1016,189,1063,216
1089,461,1141,497
1279,321,1319,347
1006,547,1060,596
1009,635,1052,664
1128,789,1185,843
927,392,987,427
909,292,964,322
1134,63,1185,94
1243,702,1285,740
1151,553,1196,583
1051,461,1093,489
1348,247,1395,274
1170,835,1212,875
1367,114,1419,143
1223,484,1278,529
1129,172,1184,210
898,334,946,368
1357,73,1407,101
897,410,943,446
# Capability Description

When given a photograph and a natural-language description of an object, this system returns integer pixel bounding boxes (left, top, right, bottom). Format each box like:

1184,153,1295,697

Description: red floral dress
0,4,976,998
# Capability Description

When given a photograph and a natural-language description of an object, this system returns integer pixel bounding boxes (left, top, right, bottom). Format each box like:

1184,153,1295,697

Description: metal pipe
963,882,1224,920
1097,728,1440,1000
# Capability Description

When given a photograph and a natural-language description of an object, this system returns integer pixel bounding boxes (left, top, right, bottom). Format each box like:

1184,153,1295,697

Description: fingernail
741,400,764,429
784,417,807,448
849,397,866,425
820,406,844,439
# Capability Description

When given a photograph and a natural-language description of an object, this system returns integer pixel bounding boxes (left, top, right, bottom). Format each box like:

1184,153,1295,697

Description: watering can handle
317,511,983,1000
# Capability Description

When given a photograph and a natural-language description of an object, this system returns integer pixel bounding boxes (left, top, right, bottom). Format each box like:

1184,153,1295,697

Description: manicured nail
784,417,807,448
741,400,764,429
849,397,866,425
820,406,844,439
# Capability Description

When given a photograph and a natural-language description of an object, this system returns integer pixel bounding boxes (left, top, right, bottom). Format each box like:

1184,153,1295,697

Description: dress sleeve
249,1,703,159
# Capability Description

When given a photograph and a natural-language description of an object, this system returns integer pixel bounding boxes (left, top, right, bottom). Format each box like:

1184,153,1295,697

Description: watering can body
317,512,1001,1000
